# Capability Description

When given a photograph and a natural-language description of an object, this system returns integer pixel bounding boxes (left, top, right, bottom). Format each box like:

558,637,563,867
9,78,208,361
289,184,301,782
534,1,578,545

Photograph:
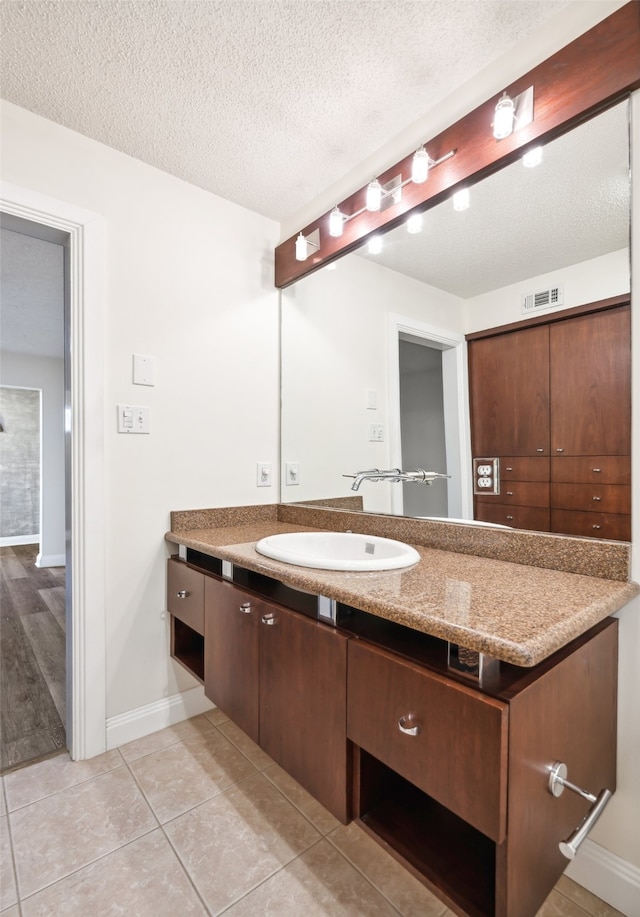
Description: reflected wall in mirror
280,100,630,533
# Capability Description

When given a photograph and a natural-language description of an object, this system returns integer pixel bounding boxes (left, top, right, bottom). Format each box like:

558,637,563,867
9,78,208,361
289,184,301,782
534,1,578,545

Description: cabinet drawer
551,455,630,484
475,503,550,531
551,510,631,542
500,456,550,481
551,483,630,514
347,640,508,841
476,481,549,507
167,557,205,635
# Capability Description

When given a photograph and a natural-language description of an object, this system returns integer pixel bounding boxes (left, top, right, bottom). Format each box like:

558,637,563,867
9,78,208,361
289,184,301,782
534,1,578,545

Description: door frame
387,312,473,519
1,181,107,760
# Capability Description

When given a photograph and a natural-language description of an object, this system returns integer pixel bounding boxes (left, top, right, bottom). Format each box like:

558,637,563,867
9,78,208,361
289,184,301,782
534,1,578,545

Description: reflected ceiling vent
521,284,564,313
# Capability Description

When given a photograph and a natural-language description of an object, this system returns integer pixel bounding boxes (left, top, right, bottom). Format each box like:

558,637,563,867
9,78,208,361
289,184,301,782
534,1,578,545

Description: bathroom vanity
165,504,638,917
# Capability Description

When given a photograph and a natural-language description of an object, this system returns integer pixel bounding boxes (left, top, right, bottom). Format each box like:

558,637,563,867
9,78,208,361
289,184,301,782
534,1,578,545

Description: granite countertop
166,508,639,668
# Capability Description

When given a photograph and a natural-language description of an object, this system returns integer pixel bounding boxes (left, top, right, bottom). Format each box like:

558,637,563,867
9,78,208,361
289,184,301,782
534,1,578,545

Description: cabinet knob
592,468,602,473
239,602,252,614
398,715,421,737
176,590,189,599
547,762,612,860
592,496,601,502
261,613,277,626
555,447,564,453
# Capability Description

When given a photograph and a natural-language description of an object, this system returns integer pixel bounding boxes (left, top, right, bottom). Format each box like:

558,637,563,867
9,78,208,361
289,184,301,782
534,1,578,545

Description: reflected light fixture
329,206,344,237
366,178,382,212
295,233,308,261
368,235,383,254
407,213,423,234
453,188,470,211
411,146,430,183
493,92,516,139
522,146,543,168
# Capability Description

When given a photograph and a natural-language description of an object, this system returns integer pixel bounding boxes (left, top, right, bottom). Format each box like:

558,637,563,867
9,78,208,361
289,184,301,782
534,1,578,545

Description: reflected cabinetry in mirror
468,299,631,540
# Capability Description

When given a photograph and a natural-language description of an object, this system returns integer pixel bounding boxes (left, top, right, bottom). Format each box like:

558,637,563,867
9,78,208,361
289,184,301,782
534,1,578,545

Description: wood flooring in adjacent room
0,544,66,774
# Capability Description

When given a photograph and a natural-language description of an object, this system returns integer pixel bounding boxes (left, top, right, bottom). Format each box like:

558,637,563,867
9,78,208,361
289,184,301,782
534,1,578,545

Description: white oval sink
255,532,420,571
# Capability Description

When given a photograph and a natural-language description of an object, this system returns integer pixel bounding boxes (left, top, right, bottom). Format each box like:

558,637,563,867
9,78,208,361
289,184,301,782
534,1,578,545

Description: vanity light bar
326,149,456,241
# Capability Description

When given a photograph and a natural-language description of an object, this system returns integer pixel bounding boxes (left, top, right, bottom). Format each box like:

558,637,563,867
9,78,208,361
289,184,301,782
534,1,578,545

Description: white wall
281,254,464,512
0,354,65,564
0,100,280,719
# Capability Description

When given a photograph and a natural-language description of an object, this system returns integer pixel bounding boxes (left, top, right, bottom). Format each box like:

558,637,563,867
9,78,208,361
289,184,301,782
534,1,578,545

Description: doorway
388,313,473,519
0,219,67,771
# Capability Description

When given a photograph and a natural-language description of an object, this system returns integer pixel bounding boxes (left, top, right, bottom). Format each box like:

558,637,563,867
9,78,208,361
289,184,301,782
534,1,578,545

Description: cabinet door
204,577,260,744
469,325,549,456
550,305,631,456
259,603,350,823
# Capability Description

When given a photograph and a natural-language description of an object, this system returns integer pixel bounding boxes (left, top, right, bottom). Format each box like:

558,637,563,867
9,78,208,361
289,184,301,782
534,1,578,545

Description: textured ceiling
0,0,568,222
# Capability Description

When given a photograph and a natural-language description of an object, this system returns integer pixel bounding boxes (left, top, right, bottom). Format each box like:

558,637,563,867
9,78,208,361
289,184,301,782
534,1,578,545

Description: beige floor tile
0,815,18,911
263,763,341,835
10,765,156,898
4,748,123,811
224,837,400,916
537,888,592,916
328,821,448,917
0,783,6,817
203,706,230,726
554,877,624,917
20,828,207,917
165,772,321,914
129,727,258,823
118,713,217,762
0,906,20,917
217,718,274,769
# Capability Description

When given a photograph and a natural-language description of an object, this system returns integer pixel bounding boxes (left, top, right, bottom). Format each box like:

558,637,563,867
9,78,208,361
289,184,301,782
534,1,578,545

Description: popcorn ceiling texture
0,0,566,222
166,504,638,667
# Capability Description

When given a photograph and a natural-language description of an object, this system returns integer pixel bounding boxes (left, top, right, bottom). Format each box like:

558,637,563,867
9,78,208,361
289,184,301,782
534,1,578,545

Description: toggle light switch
117,404,150,434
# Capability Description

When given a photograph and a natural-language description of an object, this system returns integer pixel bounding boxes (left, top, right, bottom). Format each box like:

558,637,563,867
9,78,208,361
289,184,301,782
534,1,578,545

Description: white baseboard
0,534,39,547
565,839,640,916
106,685,214,750
36,552,66,568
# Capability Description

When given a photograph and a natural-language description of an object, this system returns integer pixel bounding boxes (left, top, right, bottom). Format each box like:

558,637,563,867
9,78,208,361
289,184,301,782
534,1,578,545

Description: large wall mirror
280,99,630,535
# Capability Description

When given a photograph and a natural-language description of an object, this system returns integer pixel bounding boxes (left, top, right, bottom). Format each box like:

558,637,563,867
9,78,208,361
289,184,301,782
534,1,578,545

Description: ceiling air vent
521,284,564,314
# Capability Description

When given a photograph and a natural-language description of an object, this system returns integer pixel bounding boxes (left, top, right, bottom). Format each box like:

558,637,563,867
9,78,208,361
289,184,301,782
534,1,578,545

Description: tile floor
1,710,625,917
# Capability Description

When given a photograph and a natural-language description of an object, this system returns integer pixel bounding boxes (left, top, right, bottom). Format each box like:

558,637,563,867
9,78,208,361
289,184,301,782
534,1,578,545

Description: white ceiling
0,0,570,223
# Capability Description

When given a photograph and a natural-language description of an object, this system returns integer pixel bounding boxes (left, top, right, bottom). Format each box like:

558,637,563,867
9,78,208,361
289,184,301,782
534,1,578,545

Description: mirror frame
274,2,640,289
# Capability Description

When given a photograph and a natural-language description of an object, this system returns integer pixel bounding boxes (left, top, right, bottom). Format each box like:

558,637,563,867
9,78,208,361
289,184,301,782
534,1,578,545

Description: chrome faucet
344,468,450,492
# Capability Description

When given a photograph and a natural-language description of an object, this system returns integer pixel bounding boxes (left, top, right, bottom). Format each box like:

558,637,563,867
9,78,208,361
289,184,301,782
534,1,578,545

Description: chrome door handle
548,762,612,859
398,715,421,736
176,590,189,599
261,613,277,625
239,602,252,614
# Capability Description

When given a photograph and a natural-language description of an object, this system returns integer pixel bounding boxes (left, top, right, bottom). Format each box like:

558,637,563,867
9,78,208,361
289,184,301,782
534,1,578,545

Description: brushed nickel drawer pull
592,524,602,530
592,468,602,473
536,448,544,453
548,762,612,860
506,515,514,521
261,612,277,625
398,715,421,736
176,590,189,599
505,466,513,471
592,496,601,502
506,491,514,496
555,447,564,452
239,602,252,614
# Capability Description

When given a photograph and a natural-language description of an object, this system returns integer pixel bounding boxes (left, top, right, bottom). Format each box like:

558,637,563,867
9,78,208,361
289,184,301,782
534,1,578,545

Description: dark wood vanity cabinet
203,574,350,823
468,302,631,539
167,557,206,682
347,619,618,917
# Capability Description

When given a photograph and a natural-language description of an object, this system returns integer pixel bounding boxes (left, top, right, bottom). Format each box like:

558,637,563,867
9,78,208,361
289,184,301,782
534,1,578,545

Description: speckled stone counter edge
170,503,632,582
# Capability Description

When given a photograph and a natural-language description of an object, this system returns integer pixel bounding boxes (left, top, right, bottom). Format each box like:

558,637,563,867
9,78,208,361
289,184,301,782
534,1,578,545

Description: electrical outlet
285,462,300,485
256,462,272,487
473,457,500,495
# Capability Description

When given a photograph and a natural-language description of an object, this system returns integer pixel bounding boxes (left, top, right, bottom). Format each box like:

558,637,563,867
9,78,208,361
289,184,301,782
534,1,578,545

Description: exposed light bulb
366,178,382,212
522,146,543,168
411,147,430,184
329,206,344,237
453,189,470,212
368,235,383,254
295,233,308,261
407,213,423,234
493,92,515,140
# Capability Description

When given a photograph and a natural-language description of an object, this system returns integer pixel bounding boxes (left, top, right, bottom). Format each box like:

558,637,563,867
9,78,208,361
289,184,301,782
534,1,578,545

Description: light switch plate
133,353,156,386
117,404,150,434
